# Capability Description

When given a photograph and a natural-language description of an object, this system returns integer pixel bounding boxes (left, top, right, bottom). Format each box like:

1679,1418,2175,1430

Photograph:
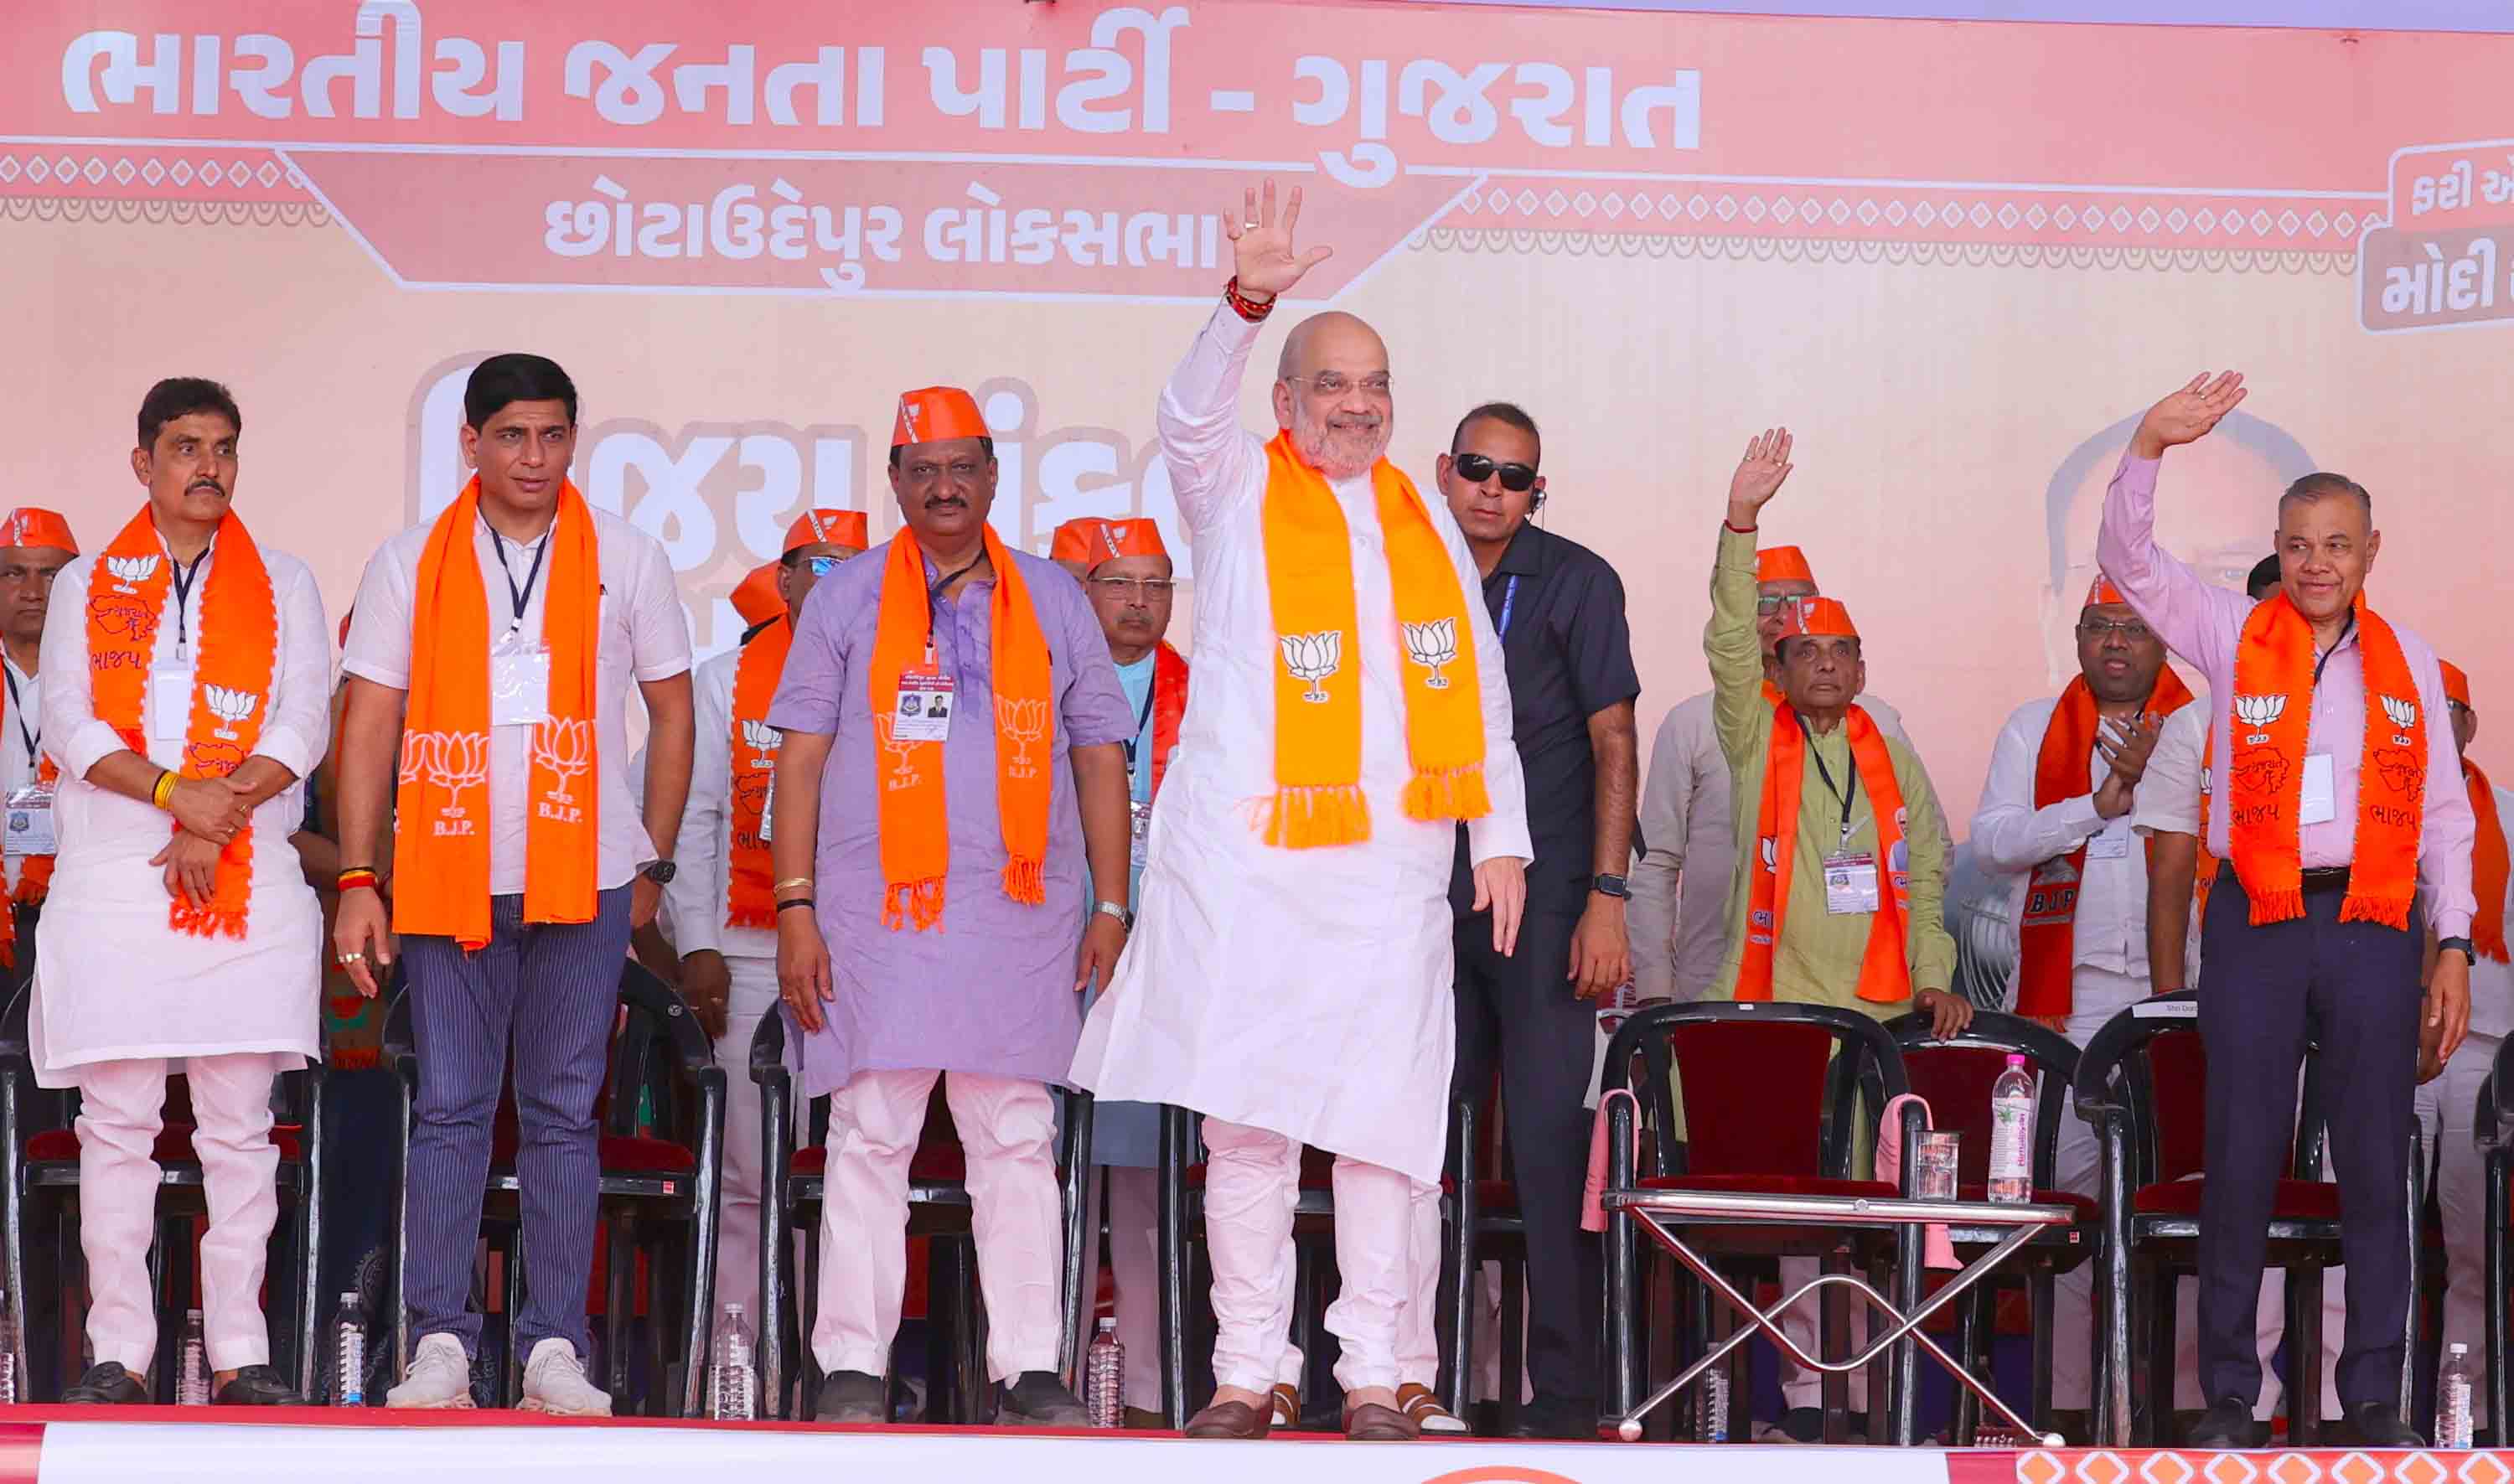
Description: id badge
2087,820,2131,860
150,662,195,741
759,771,775,844
1130,798,1152,870
892,670,955,744
1823,851,1881,915
3,783,54,858
490,635,551,728
2299,753,2336,825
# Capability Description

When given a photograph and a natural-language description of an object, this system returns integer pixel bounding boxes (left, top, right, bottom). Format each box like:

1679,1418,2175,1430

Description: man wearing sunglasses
653,506,865,1325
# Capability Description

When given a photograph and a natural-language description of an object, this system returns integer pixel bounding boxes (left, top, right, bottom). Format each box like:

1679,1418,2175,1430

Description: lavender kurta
766,539,1134,1098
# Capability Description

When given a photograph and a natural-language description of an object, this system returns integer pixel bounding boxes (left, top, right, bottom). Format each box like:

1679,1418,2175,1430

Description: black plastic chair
1600,1000,1922,1445
382,959,725,1415
1887,1010,2093,1442
2072,990,2418,1445
2469,1038,2514,1438
0,974,327,1401
750,1011,1094,1422
1441,1079,1519,1432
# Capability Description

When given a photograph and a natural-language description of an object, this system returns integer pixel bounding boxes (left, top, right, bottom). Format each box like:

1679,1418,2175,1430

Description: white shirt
661,644,776,964
1630,687,1908,1003
3,652,44,893
1968,694,2176,997
2130,701,2210,984
1069,302,1532,1187
2473,782,2514,1042
342,505,692,895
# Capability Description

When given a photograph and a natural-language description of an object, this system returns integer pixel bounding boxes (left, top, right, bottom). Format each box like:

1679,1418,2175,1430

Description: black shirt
1448,520,1642,915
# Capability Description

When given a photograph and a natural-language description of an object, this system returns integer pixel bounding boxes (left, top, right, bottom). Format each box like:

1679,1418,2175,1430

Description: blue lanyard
1495,574,1521,641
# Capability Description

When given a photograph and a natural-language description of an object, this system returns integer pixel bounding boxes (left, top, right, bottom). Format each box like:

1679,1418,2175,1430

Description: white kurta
1068,303,1531,1186
31,536,330,1087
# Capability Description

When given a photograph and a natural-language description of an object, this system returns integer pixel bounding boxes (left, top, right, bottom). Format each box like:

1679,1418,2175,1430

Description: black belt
2299,866,2351,893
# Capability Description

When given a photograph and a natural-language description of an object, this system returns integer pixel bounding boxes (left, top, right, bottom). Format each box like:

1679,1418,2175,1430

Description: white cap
2452,1342,2469,1355
1098,1316,1116,1331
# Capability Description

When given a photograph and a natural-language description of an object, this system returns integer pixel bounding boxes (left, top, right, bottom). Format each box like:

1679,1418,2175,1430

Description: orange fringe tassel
1401,763,1492,825
2245,887,2304,927
1001,856,1045,907
1261,783,1372,850
882,877,947,932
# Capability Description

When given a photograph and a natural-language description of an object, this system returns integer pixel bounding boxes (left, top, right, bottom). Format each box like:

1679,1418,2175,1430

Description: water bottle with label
176,1309,211,1405
1084,1316,1124,1428
1988,1054,2036,1202
2439,1342,2475,1448
1694,1364,1730,1442
334,1291,367,1405
0,1283,17,1405
709,1302,757,1421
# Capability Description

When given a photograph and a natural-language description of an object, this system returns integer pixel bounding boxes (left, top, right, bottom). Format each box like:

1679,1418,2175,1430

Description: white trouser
716,956,784,1323
1397,1176,1441,1388
78,1052,282,1373
1084,1156,1306,1410
1203,1118,1420,1396
812,1069,1063,1383
2417,1030,2500,1427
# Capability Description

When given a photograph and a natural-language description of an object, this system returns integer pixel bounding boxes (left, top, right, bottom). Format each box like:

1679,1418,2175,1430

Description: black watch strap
1591,872,1631,900
642,860,678,884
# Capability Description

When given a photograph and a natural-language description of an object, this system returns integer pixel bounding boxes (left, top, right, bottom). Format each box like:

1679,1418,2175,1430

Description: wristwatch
2439,935,2477,965
641,860,678,885
1094,899,1135,932
1591,872,1631,900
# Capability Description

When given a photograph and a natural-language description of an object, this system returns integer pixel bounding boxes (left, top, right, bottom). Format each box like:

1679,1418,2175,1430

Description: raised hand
1725,427,1794,527
1227,180,1332,302
2097,712,2162,786
2131,372,2248,458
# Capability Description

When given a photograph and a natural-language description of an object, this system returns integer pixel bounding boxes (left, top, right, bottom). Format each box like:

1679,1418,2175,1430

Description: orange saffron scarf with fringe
725,613,791,930
1737,704,1911,1005
867,525,1053,931
87,508,276,940
1257,431,1489,849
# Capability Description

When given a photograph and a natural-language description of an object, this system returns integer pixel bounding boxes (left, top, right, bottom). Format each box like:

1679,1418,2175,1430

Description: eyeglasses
806,556,845,577
1283,371,1393,398
1089,577,1177,600
1756,595,1811,614
2077,618,2154,643
1451,452,1539,492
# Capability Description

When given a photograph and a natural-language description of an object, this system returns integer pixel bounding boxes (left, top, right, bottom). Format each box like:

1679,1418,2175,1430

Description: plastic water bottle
2440,1342,2475,1448
709,1303,757,1421
1084,1316,1124,1428
334,1291,367,1406
1988,1054,2036,1203
1695,1365,1730,1442
175,1310,211,1404
0,1284,18,1405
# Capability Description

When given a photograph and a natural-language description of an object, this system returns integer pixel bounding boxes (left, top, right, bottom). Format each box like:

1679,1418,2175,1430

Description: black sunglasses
1452,452,1539,492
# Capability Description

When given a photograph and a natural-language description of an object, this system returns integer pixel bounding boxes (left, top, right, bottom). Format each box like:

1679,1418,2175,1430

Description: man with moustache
658,508,863,1326
1967,576,2192,1434
768,389,1135,1426
335,354,696,1414
2098,373,2473,1450
0,507,79,967
1071,183,1530,1442
39,379,330,1404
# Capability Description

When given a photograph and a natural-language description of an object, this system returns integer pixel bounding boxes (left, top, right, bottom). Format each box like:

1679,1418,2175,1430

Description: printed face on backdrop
889,436,997,548
1272,313,1392,481
1085,551,1175,657
2276,485,2379,626
1435,415,1544,549
462,398,575,518
0,546,73,651
132,411,240,532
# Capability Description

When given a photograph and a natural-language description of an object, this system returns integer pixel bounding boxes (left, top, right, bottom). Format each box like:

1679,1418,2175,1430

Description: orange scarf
868,525,1053,931
2466,758,2509,962
1258,431,1488,849
2225,592,2423,928
393,478,600,950
2015,670,2197,1016
86,508,277,939
1149,642,1187,798
725,615,791,930
1737,703,1911,1004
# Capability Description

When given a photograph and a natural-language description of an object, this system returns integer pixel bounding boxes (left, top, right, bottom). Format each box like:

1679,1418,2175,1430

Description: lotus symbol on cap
1401,618,1460,689
1280,630,1342,704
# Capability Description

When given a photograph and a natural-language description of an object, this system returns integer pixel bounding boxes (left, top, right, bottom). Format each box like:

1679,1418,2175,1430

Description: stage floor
0,1409,2499,1483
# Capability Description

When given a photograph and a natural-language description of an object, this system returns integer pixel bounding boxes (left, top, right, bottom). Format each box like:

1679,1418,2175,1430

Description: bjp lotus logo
104,554,158,592
1401,618,1460,689
997,695,1048,779
741,718,783,768
533,717,594,809
1280,629,1342,704
2233,693,2287,745
1759,835,1777,872
2382,694,2418,746
401,730,489,835
204,685,258,741
876,711,921,792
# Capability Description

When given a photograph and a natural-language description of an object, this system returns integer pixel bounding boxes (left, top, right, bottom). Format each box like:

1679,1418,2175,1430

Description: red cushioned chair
749,1011,1095,1424
381,959,725,1416
0,973,328,1402
1888,1010,2093,1443
1599,1001,1919,1445
2072,990,2417,1446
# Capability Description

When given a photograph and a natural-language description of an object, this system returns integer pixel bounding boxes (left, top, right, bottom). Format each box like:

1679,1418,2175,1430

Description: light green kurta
1704,525,1955,1016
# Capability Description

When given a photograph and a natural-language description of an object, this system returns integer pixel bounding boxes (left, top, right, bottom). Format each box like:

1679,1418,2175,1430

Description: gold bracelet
773,876,815,892
152,769,178,809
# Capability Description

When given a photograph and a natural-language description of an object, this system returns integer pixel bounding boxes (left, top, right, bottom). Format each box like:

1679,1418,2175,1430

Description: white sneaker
519,1337,613,1417
385,1333,476,1409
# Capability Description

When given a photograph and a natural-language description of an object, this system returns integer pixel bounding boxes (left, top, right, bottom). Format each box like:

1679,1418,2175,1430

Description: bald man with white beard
1072,182,1529,1442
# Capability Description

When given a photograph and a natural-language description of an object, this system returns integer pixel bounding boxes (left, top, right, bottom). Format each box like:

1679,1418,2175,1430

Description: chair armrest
2483,1037,2514,1153
380,973,419,1093
747,1005,789,1091
618,959,712,1067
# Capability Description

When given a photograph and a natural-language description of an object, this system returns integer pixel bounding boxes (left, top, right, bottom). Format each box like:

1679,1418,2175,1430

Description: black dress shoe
2341,1401,2425,1449
999,1371,1089,1427
61,1362,147,1404
813,1369,887,1424
215,1364,300,1405
1506,1393,1601,1440
2185,1399,2268,1449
